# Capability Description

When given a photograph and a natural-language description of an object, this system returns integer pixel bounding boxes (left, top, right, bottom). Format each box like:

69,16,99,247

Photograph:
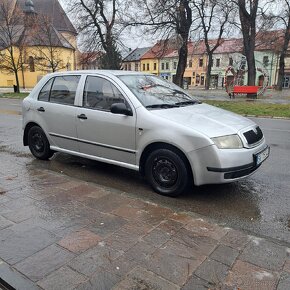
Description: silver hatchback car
22,70,269,196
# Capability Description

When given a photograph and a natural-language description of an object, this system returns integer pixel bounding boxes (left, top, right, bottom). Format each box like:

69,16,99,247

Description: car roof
47,70,154,77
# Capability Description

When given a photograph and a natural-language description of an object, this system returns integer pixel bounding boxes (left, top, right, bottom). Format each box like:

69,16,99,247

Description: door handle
77,114,87,120
37,107,45,112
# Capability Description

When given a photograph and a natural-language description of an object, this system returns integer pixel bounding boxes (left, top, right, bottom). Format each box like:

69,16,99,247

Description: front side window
118,74,200,109
83,76,127,111
50,75,80,105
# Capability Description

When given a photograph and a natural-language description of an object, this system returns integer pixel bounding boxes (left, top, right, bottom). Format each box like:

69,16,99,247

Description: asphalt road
0,98,290,244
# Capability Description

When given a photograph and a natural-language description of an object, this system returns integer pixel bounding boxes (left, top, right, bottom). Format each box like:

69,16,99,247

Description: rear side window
38,75,80,105
50,76,80,105
38,78,54,101
83,76,126,111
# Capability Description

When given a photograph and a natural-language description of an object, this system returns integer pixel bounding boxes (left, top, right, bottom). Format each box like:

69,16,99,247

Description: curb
244,114,290,120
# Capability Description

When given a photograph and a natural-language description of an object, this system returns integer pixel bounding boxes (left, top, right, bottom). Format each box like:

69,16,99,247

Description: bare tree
123,0,192,87
30,15,68,72
192,0,235,89
69,0,122,69
236,0,259,87
265,0,290,90
0,0,25,92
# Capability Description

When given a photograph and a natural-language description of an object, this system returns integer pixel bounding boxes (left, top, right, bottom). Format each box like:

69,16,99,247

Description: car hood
150,103,255,138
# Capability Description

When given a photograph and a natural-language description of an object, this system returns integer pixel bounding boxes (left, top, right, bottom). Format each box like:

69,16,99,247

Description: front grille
243,126,263,145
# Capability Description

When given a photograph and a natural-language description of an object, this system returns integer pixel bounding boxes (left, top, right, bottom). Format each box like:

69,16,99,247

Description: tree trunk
277,52,285,91
205,53,213,90
14,70,20,93
175,40,188,88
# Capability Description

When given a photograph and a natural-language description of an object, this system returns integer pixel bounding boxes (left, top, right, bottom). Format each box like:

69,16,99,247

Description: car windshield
118,75,201,109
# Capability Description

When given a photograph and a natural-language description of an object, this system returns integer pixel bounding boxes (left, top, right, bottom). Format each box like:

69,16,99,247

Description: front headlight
212,134,243,149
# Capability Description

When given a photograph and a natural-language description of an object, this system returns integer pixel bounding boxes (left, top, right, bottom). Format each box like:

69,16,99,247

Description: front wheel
27,126,54,160
145,149,190,197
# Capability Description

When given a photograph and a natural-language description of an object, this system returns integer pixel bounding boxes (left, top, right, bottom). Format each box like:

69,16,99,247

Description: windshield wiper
175,100,201,106
145,104,180,109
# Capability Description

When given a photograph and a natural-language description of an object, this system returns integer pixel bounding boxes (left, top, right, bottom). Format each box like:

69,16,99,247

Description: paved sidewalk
0,156,290,289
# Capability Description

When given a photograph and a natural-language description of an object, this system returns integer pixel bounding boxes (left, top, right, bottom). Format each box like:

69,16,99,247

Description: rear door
33,75,81,152
76,75,137,165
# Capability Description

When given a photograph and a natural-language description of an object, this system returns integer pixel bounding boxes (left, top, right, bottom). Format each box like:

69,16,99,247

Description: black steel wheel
145,149,189,197
27,126,54,160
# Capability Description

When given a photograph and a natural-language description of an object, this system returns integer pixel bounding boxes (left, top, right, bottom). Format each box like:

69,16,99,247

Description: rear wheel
28,126,54,160
145,149,189,197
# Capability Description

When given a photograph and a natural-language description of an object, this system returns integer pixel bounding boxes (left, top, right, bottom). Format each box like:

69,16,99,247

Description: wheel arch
139,142,193,181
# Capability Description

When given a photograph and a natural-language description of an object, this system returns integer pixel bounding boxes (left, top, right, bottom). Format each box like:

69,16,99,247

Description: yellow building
184,42,208,88
0,0,77,89
141,40,174,75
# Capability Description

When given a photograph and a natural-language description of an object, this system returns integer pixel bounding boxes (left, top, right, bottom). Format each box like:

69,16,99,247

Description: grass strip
205,100,290,118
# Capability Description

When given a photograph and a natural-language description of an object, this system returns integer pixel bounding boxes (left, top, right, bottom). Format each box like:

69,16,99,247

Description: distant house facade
0,0,77,88
122,47,150,72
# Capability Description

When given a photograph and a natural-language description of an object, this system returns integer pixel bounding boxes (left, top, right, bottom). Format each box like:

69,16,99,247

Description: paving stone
157,219,183,235
112,204,144,220
0,215,14,230
172,228,218,256
124,241,157,262
145,248,205,286
112,266,180,290
225,260,279,290
239,238,287,271
210,244,239,266
75,268,121,290
82,193,131,213
104,255,140,277
0,259,40,290
68,244,123,276
277,272,290,290
194,258,229,284
86,213,127,238
105,222,151,252
184,218,228,241
169,212,194,225
220,229,250,250
143,228,171,248
14,244,75,282
0,224,59,264
3,196,35,210
0,195,11,204
58,229,102,253
37,266,87,290
2,205,39,223
284,258,290,273
181,275,217,290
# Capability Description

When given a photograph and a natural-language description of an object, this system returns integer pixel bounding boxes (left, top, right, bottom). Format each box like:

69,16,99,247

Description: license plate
255,146,270,166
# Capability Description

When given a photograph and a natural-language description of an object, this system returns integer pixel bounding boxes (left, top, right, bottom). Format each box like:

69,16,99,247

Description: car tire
145,149,189,197
28,126,54,160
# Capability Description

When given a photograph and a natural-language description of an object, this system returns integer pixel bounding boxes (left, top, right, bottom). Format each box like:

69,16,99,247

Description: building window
29,56,35,72
229,57,233,66
135,63,138,71
263,56,269,67
143,63,145,71
189,60,192,67
66,63,71,71
174,62,177,69
199,58,203,67
153,63,157,70
216,59,220,67
147,63,149,71
165,62,169,70
161,63,165,70
192,72,195,77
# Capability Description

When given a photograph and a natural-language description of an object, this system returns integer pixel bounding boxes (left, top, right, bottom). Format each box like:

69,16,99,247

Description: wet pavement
0,98,290,289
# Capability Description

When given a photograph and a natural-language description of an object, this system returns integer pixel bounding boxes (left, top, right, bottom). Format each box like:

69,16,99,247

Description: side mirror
111,103,133,116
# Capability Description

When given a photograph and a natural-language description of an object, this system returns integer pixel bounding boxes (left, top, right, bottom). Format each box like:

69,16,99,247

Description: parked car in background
22,71,270,196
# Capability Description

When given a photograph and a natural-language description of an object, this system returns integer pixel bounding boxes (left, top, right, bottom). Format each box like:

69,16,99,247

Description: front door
76,75,136,165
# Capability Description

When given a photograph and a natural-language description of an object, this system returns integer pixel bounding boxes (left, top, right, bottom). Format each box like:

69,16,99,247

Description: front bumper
188,140,270,186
